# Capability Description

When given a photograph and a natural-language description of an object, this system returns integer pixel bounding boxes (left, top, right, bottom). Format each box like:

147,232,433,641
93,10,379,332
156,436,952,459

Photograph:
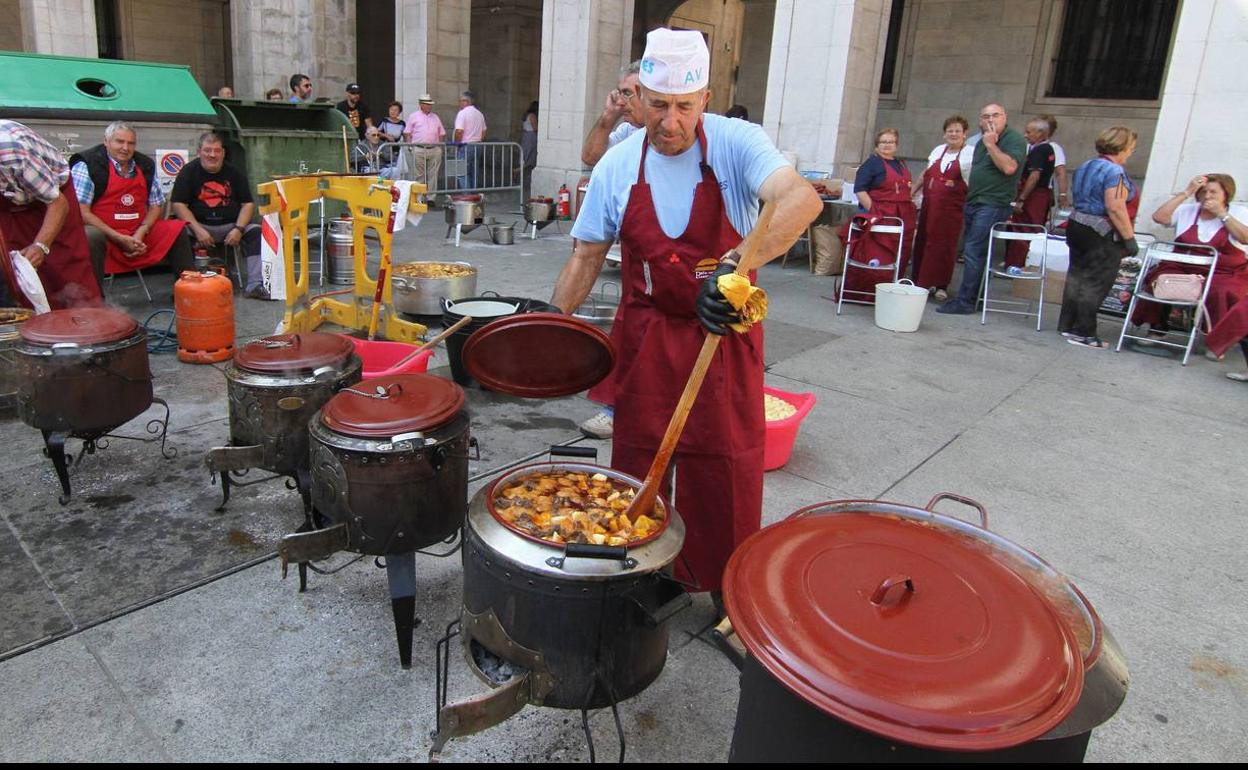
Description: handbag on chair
1150,273,1205,302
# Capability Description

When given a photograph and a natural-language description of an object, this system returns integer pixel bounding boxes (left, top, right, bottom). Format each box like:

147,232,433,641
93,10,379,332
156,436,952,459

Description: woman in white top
910,115,975,299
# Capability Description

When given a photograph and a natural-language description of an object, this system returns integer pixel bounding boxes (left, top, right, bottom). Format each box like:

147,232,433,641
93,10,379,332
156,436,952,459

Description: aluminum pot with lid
446,194,484,225
722,493,1127,763
391,261,478,316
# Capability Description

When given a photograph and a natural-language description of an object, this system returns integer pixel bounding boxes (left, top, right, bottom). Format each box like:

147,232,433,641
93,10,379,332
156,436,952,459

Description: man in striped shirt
0,119,101,308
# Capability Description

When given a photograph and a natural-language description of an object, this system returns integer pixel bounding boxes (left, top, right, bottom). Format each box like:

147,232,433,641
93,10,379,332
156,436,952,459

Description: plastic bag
8,251,51,314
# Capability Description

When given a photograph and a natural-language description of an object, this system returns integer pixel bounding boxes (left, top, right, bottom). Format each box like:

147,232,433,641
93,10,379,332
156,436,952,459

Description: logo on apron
120,193,135,206
693,257,718,279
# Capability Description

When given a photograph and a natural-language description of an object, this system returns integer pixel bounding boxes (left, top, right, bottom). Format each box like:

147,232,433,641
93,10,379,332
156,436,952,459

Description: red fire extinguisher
557,184,571,219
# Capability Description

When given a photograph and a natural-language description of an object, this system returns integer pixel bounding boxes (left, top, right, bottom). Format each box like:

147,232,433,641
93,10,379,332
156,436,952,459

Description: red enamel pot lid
320,373,464,438
19,307,138,345
723,512,1084,751
235,332,354,374
461,312,614,398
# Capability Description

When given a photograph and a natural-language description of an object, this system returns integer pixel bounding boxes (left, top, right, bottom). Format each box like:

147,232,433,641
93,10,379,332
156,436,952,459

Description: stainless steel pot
446,198,485,225
572,282,619,326
523,200,554,224
328,217,354,285
0,308,31,413
487,221,516,246
391,262,478,316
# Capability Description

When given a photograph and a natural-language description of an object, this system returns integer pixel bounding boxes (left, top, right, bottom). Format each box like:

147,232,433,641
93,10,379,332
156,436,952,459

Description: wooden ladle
623,203,777,525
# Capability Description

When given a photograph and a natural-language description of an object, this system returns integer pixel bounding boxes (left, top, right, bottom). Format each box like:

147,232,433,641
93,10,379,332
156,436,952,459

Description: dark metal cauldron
431,454,689,757
305,408,470,556
206,333,362,511
13,308,173,503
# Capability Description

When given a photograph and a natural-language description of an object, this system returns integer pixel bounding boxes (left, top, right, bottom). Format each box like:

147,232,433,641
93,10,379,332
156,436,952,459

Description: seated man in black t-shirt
170,131,269,299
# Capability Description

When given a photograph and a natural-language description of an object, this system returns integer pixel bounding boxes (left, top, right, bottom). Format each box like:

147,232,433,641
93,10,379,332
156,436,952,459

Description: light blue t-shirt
571,114,788,242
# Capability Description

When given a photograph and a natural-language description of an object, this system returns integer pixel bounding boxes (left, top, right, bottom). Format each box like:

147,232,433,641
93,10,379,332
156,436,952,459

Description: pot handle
548,444,597,460
546,543,637,570
925,492,989,529
870,574,915,607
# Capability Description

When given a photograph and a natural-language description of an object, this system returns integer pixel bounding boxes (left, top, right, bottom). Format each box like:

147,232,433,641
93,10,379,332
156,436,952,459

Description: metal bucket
488,222,516,246
328,217,354,285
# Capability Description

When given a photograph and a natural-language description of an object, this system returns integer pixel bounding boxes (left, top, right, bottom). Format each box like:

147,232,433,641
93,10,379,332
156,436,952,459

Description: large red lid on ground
461,312,614,398
19,307,138,345
235,333,355,375
320,373,464,438
723,512,1083,751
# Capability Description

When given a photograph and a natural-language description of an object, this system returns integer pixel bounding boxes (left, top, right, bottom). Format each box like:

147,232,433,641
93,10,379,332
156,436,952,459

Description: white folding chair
1115,240,1218,366
981,222,1049,330
836,215,904,315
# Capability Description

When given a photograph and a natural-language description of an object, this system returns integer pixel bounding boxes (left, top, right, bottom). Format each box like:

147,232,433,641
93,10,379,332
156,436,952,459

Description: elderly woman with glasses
835,127,917,304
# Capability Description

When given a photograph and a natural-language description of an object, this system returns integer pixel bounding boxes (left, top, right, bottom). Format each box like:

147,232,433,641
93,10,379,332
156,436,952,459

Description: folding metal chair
103,269,152,302
981,222,1049,330
836,215,904,315
1115,240,1219,366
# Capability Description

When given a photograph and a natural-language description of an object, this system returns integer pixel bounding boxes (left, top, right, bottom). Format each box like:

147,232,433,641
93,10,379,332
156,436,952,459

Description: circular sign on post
160,154,186,177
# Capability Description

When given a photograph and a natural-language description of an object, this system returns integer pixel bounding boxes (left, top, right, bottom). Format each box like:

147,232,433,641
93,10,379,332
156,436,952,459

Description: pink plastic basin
341,335,433,379
763,386,816,471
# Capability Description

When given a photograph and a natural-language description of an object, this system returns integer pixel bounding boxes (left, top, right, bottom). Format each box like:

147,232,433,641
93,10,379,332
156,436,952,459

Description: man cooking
71,121,193,285
0,119,102,308
551,29,820,609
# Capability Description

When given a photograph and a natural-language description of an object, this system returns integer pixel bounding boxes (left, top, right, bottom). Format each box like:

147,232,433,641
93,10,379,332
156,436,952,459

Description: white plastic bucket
874,279,928,332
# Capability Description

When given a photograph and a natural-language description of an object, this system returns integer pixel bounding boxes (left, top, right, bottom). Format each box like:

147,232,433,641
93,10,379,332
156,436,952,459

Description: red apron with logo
0,178,102,309
610,122,765,594
911,151,967,290
1131,220,1248,333
95,161,181,274
836,158,917,303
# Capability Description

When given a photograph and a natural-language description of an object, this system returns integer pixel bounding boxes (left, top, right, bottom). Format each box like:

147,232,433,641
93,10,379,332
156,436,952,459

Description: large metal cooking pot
723,494,1127,763
0,307,33,413
307,373,470,556
432,451,689,751
571,282,619,326
14,307,152,434
446,194,484,226
522,199,554,224
441,295,560,388
391,262,478,316
207,333,362,494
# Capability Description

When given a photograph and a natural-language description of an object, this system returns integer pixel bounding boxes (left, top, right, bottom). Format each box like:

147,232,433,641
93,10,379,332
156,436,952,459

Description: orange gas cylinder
175,270,235,363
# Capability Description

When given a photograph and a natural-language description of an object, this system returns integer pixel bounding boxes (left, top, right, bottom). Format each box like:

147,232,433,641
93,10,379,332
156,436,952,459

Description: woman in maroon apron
610,121,764,595
836,128,917,304
92,160,183,275
911,117,971,299
1133,174,1248,338
0,177,102,309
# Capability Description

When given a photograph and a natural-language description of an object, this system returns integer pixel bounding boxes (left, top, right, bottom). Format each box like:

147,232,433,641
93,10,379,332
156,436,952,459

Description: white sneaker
579,410,614,439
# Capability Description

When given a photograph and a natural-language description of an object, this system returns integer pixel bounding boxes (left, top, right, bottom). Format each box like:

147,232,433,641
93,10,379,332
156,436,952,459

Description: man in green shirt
938,103,1026,314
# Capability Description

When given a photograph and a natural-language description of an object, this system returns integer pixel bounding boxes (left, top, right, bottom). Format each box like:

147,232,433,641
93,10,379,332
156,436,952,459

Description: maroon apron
94,160,181,274
1132,219,1248,333
0,178,102,309
836,158,917,303
911,150,967,290
1005,186,1054,268
610,122,765,594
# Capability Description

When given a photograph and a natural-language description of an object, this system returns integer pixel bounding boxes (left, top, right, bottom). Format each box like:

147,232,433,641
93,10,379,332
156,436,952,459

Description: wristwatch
1220,212,1232,223
719,248,741,268
32,241,50,256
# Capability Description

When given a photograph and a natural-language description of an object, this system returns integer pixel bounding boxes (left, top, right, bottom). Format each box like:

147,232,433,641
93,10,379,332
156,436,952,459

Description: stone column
394,0,470,131
531,0,634,198
762,0,890,177
231,0,355,102
19,0,97,58
1138,0,1248,236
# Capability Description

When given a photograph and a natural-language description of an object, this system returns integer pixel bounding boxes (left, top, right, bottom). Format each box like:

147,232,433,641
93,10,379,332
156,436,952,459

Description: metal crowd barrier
378,141,524,209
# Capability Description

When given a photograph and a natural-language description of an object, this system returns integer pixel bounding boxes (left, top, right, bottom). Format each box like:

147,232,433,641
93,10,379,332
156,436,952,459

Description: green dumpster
212,99,356,199
0,51,215,122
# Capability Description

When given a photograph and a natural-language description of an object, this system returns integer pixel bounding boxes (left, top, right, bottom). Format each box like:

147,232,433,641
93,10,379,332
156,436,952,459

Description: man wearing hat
404,94,446,190
552,29,820,609
336,83,373,139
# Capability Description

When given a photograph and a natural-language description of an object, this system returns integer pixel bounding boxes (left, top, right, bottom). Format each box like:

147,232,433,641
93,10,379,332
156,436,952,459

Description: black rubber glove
695,262,740,335
1122,237,1139,257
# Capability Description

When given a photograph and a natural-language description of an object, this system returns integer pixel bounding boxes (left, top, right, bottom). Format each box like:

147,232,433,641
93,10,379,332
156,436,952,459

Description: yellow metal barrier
255,174,429,342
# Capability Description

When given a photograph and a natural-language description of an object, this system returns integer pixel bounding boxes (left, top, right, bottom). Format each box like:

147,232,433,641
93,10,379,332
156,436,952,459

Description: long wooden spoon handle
390,315,473,369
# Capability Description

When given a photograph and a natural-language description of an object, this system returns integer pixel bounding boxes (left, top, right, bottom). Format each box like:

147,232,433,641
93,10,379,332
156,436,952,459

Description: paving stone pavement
1,206,1244,762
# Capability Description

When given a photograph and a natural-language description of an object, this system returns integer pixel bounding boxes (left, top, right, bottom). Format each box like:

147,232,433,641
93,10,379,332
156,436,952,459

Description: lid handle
925,492,989,529
869,574,915,607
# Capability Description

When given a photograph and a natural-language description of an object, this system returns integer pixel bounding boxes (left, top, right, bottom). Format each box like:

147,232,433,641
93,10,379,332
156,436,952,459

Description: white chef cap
639,28,709,95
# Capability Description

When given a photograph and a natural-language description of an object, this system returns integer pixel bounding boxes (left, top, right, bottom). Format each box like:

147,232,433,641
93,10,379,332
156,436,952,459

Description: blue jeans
953,201,1014,307
456,144,480,190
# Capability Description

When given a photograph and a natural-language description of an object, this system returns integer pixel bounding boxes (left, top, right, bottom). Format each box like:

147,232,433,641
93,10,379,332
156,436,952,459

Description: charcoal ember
471,640,529,685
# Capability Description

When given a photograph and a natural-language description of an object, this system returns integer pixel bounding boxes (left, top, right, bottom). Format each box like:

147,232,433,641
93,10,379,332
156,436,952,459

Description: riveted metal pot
458,458,688,711
0,308,33,413
390,262,478,316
